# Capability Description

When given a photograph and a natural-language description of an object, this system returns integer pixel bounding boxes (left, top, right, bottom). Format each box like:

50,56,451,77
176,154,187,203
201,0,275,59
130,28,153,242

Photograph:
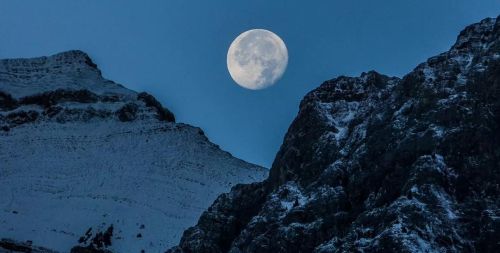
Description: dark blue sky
1,1,499,167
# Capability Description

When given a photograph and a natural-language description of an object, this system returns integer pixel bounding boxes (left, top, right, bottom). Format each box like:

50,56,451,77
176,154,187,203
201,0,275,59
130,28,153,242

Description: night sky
1,0,499,167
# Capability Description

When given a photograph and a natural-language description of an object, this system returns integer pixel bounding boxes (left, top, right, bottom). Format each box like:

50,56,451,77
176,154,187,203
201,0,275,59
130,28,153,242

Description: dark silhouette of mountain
169,16,500,253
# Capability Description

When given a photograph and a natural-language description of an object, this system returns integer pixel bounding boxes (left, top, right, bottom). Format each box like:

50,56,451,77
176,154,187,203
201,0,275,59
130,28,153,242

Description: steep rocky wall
169,16,500,253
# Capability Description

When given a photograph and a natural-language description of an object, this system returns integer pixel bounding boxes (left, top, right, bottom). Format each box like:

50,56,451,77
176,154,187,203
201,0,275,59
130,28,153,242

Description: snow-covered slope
0,51,267,253
0,50,135,99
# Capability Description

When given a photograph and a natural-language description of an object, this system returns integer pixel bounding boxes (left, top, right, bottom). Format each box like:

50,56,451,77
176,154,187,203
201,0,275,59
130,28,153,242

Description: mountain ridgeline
169,16,500,252
0,50,267,253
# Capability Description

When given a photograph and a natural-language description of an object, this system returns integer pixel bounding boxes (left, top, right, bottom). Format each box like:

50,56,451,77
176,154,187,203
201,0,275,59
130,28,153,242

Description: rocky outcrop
169,16,500,253
0,88,175,130
69,247,112,253
0,50,176,131
0,239,59,253
137,92,175,122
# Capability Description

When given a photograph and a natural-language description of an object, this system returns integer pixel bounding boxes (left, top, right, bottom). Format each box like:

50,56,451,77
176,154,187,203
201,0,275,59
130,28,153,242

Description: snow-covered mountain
169,16,500,253
0,50,267,253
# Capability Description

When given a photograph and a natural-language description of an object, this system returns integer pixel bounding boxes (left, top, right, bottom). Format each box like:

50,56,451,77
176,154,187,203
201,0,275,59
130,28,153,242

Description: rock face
169,16,500,253
0,51,267,253
0,238,59,253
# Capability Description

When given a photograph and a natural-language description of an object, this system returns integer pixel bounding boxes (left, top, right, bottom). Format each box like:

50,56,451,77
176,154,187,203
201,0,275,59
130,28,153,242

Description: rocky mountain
0,50,267,253
169,16,500,252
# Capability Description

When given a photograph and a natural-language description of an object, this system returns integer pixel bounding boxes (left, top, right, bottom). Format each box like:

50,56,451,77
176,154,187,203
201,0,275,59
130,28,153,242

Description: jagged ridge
169,16,500,253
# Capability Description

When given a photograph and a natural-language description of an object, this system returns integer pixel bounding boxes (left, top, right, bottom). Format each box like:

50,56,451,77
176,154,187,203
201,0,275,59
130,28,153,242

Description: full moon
227,29,288,90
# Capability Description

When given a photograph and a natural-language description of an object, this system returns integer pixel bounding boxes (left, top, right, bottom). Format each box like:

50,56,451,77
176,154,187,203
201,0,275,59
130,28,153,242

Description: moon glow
227,29,288,90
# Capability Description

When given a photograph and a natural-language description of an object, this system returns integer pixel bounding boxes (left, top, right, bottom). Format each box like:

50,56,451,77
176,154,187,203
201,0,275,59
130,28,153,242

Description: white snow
455,72,467,86
0,51,267,253
392,100,413,130
430,125,445,138
422,65,436,82
454,53,474,71
0,50,135,99
393,100,413,118
434,154,446,168
430,185,457,220
0,119,267,253
278,182,308,213
317,101,359,144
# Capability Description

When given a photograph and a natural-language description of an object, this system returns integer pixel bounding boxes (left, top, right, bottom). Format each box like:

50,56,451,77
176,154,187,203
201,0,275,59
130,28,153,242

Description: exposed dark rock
116,102,139,122
0,91,18,110
43,106,63,118
83,55,98,69
173,182,269,253
0,85,178,130
137,92,175,122
0,239,32,252
0,238,58,253
72,225,114,253
78,227,93,244
19,89,99,108
169,16,500,253
70,246,112,253
1,74,176,131
6,110,39,125
0,87,176,130
100,94,120,103
91,225,113,249
53,107,112,123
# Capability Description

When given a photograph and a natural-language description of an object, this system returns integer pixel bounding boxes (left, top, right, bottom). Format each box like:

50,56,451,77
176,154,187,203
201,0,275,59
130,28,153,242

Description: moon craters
227,29,288,90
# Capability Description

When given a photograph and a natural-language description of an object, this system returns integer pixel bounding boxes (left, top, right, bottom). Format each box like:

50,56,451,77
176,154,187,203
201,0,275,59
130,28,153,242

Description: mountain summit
0,50,133,99
169,16,500,253
0,50,267,252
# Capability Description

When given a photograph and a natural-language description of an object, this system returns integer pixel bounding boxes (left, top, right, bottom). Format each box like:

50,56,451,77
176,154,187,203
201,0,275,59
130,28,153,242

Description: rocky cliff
169,16,500,253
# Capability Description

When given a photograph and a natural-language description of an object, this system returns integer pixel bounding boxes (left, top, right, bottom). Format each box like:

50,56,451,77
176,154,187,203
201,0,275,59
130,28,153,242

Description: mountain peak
169,15,500,253
0,51,175,130
46,49,99,69
0,50,132,99
0,49,100,75
452,16,498,52
0,49,267,252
